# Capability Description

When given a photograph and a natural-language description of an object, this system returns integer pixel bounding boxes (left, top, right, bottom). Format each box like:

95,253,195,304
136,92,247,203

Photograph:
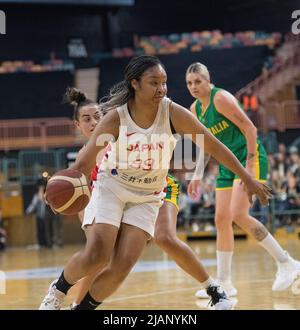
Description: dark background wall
115,0,299,47
0,0,298,60
0,0,297,118
0,4,107,61
99,46,271,107
0,71,74,119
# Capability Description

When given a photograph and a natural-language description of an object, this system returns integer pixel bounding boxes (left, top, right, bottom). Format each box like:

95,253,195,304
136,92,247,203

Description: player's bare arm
214,90,257,166
70,109,120,177
170,102,272,205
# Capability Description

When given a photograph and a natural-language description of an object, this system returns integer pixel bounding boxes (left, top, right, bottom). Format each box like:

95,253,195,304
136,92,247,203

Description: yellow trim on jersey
215,186,233,191
216,178,267,191
164,175,180,210
164,197,180,210
254,143,260,180
233,178,267,183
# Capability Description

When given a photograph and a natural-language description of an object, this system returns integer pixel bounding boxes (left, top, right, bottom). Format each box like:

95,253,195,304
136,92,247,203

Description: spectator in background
285,172,300,225
278,143,287,156
262,144,300,227
273,152,288,182
51,212,63,248
250,197,268,225
0,209,7,251
288,146,300,178
201,163,218,226
26,179,52,248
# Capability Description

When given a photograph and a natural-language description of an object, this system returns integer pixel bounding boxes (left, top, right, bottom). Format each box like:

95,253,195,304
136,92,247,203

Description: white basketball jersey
99,97,177,192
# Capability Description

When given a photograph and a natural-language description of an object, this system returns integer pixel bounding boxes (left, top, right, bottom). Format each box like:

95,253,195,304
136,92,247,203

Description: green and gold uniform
164,173,180,209
195,86,268,190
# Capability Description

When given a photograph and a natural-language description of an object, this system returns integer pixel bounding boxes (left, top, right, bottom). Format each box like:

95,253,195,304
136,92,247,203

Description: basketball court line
105,278,274,303
3,260,286,307
3,259,217,280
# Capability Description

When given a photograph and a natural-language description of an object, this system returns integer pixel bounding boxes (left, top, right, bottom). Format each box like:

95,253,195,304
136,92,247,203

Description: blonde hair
186,62,210,82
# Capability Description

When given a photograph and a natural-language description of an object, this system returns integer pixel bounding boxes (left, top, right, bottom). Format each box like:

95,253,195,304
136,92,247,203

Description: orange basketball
45,169,91,215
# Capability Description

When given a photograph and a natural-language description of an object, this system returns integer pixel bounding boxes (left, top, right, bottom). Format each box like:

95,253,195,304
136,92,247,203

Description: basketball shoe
39,280,66,310
196,297,238,310
272,253,300,291
195,279,237,299
206,285,233,310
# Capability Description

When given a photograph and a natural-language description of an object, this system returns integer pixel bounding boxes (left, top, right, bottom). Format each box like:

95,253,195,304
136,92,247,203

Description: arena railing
258,100,300,133
282,101,300,129
0,117,86,151
181,192,300,236
0,101,300,151
236,39,300,103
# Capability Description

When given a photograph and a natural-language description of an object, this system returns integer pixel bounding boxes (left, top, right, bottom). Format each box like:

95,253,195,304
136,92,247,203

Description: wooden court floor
0,238,300,310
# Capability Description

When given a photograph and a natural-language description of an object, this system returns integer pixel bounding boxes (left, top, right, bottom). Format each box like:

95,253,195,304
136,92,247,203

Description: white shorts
82,173,165,237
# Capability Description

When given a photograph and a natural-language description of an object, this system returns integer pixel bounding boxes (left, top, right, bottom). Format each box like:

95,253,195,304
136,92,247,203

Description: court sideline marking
105,278,274,303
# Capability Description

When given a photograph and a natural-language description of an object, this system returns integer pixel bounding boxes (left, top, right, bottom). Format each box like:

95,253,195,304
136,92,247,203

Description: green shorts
216,142,268,190
164,173,180,209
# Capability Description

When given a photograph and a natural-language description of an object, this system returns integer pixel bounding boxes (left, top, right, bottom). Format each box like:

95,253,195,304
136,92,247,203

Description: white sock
259,233,288,263
217,251,233,281
200,276,218,289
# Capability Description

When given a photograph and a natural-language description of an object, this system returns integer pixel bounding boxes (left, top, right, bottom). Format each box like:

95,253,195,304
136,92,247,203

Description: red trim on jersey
90,165,99,184
89,145,111,188
162,175,168,192
155,175,168,195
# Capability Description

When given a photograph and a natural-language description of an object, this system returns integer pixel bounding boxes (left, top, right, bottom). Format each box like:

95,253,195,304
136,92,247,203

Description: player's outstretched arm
170,102,272,205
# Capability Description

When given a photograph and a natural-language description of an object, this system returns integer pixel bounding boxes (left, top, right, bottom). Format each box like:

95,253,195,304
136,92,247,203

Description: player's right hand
244,179,273,206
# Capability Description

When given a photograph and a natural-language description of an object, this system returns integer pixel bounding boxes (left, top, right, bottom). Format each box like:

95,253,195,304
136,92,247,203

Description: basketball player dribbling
65,87,231,310
185,62,300,298
39,55,271,310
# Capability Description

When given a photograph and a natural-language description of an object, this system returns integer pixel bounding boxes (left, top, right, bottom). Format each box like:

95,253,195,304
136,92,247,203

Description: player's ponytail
64,87,96,121
100,80,133,113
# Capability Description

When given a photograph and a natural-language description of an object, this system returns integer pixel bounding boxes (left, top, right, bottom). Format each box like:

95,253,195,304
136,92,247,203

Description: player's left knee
154,233,176,249
231,209,248,223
